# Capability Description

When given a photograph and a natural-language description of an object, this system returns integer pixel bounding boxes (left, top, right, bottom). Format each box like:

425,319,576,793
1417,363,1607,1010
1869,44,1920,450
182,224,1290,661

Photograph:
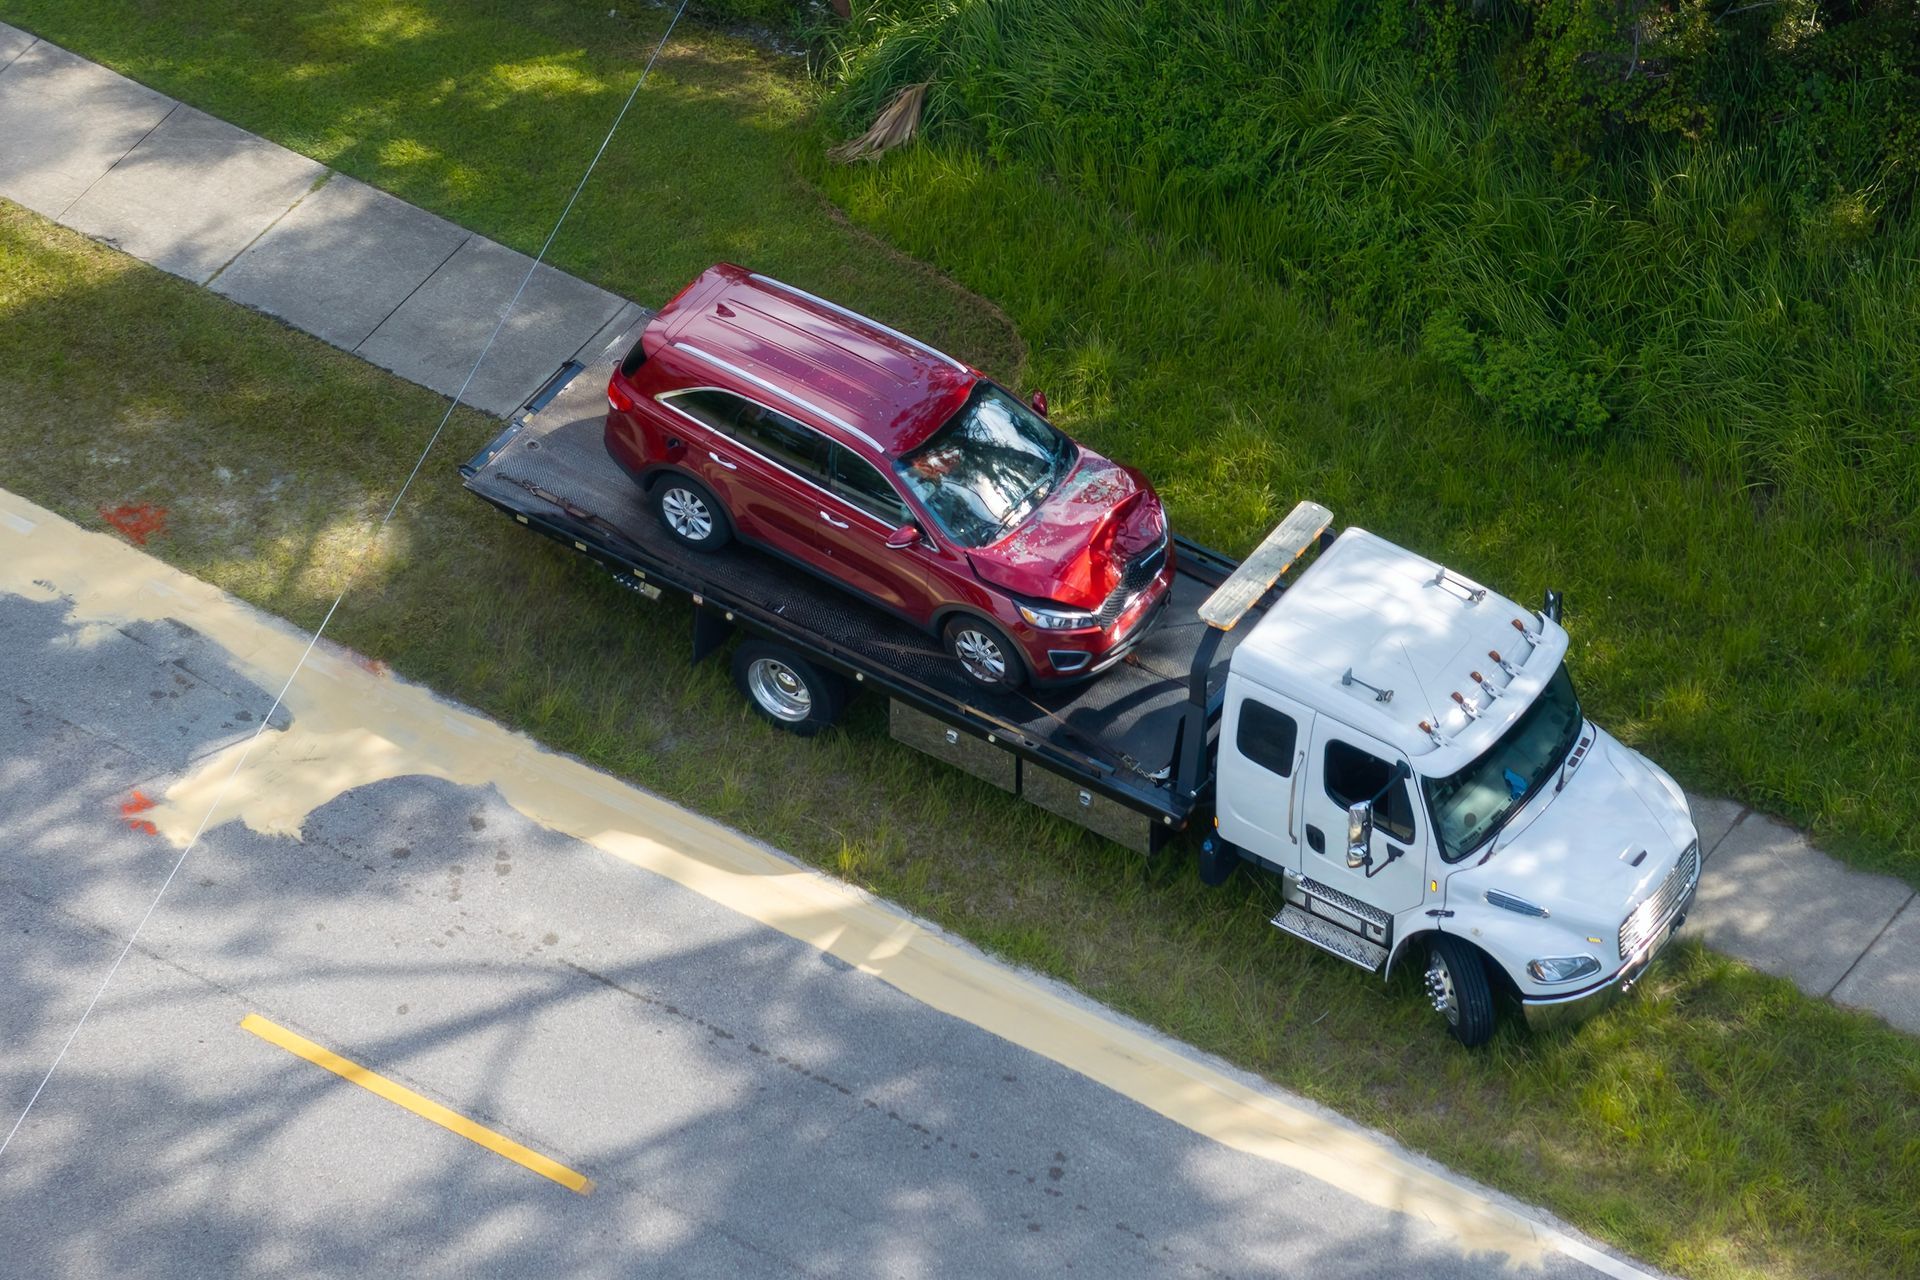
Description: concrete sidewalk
0,24,641,417
1,22,1915,1039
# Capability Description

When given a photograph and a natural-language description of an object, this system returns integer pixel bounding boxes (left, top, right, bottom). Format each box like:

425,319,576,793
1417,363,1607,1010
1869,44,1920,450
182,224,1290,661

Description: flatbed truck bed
461,318,1284,854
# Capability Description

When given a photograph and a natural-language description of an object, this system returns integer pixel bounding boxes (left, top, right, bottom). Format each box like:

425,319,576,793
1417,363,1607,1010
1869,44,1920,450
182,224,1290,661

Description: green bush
820,0,1919,509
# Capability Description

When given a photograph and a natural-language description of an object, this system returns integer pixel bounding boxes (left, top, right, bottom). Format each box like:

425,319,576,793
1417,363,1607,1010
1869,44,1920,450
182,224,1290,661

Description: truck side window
1236,700,1297,777
1324,741,1417,843
830,445,910,525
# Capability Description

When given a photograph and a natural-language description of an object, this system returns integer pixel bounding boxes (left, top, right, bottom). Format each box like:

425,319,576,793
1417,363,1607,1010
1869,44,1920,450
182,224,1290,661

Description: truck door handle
707,450,738,471
819,510,849,529
1306,824,1324,854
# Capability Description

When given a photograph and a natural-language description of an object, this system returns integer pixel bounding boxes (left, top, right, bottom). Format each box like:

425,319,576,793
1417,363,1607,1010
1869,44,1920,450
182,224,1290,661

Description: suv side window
661,390,829,484
1324,740,1417,843
830,446,910,526
1236,700,1298,778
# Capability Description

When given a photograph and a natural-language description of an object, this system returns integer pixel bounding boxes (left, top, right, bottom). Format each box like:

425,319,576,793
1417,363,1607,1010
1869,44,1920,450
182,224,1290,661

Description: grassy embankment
0,4,1915,1277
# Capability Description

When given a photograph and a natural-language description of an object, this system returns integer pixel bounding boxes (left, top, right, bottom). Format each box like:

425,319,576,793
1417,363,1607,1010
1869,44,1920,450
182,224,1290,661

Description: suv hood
964,451,1166,609
1451,728,1695,927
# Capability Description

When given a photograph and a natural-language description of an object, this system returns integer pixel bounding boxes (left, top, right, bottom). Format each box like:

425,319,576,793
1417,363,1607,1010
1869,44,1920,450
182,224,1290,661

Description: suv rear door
658,390,829,556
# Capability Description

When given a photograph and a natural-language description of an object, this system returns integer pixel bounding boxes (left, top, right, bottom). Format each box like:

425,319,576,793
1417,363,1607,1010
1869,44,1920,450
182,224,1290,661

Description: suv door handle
1305,824,1325,854
708,450,738,471
819,510,849,529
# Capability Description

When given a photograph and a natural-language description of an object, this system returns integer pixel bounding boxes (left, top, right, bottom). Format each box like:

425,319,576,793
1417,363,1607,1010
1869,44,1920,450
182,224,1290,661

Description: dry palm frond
829,82,930,164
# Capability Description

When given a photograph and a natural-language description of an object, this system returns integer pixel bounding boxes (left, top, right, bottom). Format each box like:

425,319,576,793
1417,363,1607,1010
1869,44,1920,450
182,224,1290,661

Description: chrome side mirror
1346,801,1374,869
884,523,921,550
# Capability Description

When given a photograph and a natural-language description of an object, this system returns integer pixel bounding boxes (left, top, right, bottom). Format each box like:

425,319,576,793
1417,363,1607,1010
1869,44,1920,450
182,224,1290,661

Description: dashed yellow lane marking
240,1014,592,1195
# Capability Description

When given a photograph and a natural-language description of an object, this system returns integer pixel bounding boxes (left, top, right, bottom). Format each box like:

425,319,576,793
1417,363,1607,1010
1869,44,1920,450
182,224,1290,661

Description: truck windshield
896,384,1072,548
1421,665,1583,863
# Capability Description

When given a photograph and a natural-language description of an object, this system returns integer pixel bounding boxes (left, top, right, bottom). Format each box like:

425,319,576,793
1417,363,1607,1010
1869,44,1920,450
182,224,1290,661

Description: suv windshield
1421,664,1583,862
895,384,1072,548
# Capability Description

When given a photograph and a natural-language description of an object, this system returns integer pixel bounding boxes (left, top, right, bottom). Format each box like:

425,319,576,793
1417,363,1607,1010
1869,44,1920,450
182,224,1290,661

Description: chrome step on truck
1272,873,1392,971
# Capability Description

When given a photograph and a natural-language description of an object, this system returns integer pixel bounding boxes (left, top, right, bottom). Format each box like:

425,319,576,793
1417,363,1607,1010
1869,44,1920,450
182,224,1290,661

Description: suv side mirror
1028,390,1049,418
1346,802,1374,869
884,523,921,550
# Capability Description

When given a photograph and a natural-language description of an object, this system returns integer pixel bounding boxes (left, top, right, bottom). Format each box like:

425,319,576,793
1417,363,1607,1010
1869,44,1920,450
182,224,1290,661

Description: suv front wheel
942,617,1025,692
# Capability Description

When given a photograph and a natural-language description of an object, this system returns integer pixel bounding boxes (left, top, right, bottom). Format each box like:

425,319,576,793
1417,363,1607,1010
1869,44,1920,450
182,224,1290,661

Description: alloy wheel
661,487,713,542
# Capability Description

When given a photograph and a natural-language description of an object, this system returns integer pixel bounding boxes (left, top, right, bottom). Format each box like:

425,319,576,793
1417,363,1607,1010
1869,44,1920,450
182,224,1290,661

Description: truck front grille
1618,840,1700,959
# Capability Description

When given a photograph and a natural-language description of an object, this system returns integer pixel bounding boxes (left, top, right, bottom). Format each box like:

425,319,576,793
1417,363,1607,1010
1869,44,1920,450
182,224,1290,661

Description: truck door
1299,723,1429,916
1214,676,1315,874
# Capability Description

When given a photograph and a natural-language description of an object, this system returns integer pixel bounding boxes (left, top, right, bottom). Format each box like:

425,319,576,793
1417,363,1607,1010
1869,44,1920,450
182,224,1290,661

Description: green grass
3,159,1918,1280
0,2,1917,1274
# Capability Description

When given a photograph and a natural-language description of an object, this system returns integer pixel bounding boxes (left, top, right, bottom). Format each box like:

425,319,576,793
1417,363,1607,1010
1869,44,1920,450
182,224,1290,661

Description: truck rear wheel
732,640,846,737
1424,934,1495,1048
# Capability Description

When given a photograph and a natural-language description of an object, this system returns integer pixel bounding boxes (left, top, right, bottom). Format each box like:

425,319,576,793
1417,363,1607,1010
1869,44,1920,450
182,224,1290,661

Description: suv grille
1618,840,1699,959
1095,534,1168,626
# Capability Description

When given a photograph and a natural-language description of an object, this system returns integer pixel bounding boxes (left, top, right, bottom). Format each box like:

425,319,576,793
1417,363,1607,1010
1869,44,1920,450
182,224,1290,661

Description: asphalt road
0,585,1654,1280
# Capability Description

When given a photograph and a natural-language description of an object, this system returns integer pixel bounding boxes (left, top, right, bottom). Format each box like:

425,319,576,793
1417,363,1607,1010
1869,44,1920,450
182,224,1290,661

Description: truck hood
1450,727,1696,932
964,450,1167,609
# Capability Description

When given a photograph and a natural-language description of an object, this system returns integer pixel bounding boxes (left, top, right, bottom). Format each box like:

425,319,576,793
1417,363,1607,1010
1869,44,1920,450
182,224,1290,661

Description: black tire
941,616,1026,691
1197,836,1240,887
1423,934,1496,1048
654,474,731,551
731,640,846,736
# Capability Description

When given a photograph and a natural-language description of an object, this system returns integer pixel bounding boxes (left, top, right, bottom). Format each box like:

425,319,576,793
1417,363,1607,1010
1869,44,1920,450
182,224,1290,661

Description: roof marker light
1418,719,1448,747
1471,670,1500,699
1450,691,1481,720
1488,648,1517,678
1511,617,1541,649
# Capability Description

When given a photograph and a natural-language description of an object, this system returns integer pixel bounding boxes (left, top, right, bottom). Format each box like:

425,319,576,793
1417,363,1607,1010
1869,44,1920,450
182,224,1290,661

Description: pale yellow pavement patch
1,489,1606,1271
240,1014,593,1194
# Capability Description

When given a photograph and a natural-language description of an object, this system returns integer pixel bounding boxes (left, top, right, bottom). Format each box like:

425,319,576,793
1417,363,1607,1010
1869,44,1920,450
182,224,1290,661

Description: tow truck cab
1211,525,1700,1046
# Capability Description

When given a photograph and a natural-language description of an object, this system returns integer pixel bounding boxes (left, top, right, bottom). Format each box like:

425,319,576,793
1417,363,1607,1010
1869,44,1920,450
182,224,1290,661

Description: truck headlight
1527,955,1603,984
1018,602,1099,631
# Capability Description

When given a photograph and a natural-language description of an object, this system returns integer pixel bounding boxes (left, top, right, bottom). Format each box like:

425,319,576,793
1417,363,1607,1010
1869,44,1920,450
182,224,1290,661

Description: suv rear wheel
656,475,730,551
942,617,1025,691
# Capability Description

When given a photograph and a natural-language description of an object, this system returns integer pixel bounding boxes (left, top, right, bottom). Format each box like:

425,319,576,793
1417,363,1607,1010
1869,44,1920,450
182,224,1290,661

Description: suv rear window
662,389,828,483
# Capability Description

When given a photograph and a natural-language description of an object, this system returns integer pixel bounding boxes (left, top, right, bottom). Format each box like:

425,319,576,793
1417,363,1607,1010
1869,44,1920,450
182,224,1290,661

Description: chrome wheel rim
661,487,713,542
953,628,1007,684
1425,954,1459,1027
746,658,812,722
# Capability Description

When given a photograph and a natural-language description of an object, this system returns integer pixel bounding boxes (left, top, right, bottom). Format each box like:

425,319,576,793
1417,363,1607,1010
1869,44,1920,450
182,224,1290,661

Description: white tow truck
469,318,1700,1047
1201,508,1701,1045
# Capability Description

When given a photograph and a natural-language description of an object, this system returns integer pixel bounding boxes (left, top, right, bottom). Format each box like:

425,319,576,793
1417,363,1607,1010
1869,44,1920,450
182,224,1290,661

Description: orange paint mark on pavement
99,504,168,545
121,790,159,836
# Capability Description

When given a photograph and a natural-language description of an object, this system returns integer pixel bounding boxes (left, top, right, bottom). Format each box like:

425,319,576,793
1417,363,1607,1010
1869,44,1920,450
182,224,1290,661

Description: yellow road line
240,1014,593,1195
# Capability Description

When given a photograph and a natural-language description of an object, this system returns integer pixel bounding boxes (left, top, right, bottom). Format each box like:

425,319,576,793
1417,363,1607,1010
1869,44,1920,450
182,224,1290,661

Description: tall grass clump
821,0,1920,540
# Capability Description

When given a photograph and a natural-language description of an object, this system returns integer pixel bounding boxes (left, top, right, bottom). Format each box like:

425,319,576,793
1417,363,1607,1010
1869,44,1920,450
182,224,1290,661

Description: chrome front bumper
1520,880,1698,1033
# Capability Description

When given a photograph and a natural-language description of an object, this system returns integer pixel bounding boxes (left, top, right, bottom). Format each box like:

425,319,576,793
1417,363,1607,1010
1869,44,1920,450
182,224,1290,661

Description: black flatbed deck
461,320,1273,844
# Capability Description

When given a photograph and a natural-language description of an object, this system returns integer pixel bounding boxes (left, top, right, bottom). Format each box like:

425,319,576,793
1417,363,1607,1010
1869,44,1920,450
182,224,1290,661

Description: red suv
603,264,1173,689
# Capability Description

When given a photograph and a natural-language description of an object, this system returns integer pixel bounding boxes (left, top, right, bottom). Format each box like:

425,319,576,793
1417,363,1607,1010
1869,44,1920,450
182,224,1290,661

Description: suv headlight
1527,955,1603,984
1018,602,1099,631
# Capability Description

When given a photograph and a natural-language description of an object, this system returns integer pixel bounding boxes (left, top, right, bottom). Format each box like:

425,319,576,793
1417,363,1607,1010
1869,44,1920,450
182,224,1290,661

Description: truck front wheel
732,640,846,737
1424,935,1495,1048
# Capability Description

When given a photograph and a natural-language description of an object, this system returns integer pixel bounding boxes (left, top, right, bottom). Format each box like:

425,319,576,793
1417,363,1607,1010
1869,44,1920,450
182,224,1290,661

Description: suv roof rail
1197,501,1333,632
747,272,968,374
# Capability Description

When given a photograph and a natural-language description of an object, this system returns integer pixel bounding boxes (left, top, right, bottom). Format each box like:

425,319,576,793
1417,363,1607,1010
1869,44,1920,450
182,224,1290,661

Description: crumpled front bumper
1520,880,1699,1033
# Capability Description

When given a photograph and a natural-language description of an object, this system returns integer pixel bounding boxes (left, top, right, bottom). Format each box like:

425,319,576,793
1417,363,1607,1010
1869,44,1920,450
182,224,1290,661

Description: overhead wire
0,0,693,1161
